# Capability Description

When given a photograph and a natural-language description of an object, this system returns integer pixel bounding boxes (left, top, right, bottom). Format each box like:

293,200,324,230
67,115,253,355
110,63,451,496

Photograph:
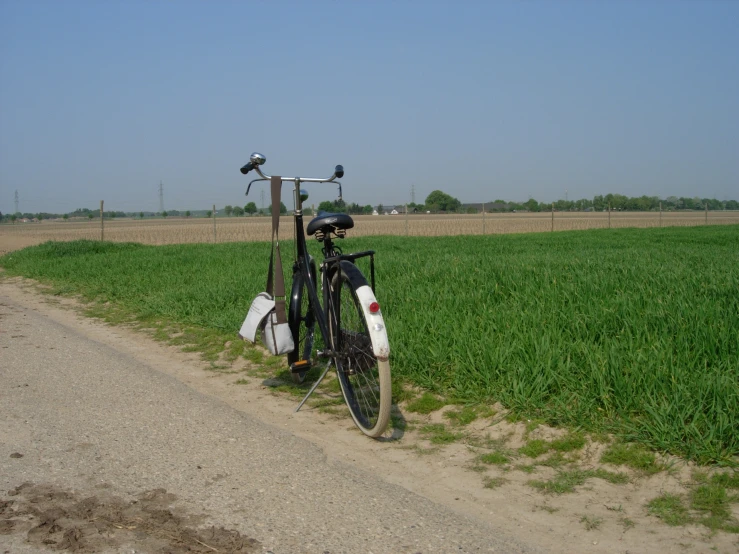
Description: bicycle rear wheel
288,267,316,384
329,265,391,438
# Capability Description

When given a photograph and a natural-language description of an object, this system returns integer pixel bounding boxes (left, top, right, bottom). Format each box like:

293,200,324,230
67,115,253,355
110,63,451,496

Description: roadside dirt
1,277,737,554
0,483,259,553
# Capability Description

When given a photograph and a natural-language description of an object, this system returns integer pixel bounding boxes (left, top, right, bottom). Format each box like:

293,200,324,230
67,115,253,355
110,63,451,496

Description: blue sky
1,0,737,214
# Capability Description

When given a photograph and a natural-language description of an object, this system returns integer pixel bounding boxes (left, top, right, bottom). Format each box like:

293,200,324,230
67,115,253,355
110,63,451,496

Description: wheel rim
334,277,383,431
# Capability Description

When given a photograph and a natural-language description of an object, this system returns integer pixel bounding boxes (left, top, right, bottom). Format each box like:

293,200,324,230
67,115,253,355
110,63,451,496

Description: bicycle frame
244,159,375,365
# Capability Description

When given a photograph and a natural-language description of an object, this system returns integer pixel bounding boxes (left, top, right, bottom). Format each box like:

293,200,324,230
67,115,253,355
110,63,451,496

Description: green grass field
2,226,737,464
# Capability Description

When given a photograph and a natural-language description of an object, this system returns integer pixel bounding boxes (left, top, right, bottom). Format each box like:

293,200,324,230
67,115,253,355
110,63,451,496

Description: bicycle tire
329,263,391,438
287,262,317,384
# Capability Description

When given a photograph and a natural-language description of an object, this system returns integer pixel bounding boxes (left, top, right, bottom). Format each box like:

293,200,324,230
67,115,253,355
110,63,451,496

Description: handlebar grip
240,162,255,175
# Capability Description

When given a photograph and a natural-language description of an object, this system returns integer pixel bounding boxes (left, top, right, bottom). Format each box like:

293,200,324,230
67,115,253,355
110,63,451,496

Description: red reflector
369,301,380,314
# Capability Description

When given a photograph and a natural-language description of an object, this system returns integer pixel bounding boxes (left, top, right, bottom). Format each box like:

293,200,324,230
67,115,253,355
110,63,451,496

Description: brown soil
0,483,259,553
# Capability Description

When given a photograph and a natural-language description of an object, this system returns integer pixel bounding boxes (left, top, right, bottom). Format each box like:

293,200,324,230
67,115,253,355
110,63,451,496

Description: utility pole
260,189,265,214
14,190,19,214
159,181,164,213
411,185,415,205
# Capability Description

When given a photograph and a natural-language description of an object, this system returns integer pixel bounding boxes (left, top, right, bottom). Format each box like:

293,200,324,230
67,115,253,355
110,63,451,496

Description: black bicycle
240,152,392,438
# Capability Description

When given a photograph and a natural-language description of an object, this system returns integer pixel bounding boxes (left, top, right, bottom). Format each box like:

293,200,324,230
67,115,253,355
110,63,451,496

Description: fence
2,209,739,254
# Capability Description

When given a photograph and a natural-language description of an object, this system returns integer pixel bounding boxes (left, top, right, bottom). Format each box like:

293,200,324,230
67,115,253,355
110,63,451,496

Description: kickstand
295,359,333,413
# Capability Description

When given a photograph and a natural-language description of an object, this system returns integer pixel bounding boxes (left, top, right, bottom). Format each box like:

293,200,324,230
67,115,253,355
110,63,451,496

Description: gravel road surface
0,289,542,553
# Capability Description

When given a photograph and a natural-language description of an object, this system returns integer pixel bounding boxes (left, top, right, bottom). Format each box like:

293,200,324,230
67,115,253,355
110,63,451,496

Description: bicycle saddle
307,212,355,236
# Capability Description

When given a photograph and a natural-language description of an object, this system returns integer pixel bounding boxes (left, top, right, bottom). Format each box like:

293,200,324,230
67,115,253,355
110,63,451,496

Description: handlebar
240,152,343,196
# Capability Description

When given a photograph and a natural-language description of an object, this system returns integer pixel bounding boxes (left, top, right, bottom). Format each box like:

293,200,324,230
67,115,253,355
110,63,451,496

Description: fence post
100,200,104,240
482,203,486,235
405,203,408,236
705,204,708,225
608,202,611,229
659,202,662,227
551,203,554,232
213,204,217,242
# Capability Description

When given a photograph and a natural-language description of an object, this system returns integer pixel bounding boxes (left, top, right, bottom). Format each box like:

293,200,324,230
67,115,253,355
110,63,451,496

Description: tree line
3,192,738,224
402,191,739,214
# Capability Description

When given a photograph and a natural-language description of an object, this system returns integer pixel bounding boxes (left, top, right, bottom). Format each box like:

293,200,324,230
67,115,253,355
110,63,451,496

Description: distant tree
204,210,211,218
680,197,695,210
63,214,69,221
88,213,94,221
139,212,144,219
377,204,384,214
425,190,461,213
554,199,574,211
185,210,191,218
663,196,678,210
224,205,234,217
244,202,257,215
705,198,722,210
726,200,739,210
232,206,244,216
318,201,334,213
162,211,168,218
11,214,17,224
363,205,373,214
523,198,540,212
346,202,364,214
267,202,288,215
573,198,593,211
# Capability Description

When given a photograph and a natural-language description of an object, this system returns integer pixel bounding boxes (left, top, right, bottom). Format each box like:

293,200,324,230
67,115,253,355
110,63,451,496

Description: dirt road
0,283,538,553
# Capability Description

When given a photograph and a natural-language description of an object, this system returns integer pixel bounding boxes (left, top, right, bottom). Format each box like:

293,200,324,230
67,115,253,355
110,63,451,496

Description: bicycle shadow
377,406,407,442
261,371,406,441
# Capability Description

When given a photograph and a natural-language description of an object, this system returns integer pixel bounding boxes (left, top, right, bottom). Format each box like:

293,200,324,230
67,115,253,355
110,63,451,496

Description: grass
2,225,738,464
647,494,692,526
483,477,507,489
406,392,445,414
478,451,510,466
529,468,629,494
517,433,586,461
580,515,603,530
550,433,586,453
519,439,550,458
646,485,739,533
600,442,665,474
419,424,463,445
444,406,479,426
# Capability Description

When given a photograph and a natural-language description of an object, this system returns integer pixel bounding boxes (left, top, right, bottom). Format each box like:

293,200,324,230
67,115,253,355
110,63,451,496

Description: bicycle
240,152,392,438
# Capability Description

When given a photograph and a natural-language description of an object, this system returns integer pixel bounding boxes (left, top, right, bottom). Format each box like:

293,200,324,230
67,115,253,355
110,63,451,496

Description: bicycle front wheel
330,264,391,438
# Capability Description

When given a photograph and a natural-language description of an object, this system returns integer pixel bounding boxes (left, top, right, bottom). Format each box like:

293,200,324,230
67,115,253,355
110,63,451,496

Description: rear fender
338,260,390,361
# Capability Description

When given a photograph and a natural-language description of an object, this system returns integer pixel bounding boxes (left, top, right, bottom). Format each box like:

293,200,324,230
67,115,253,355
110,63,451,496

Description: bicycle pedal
290,359,312,373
